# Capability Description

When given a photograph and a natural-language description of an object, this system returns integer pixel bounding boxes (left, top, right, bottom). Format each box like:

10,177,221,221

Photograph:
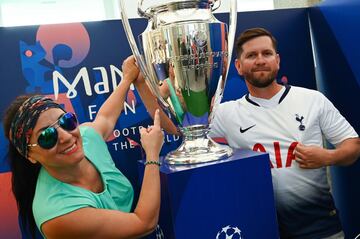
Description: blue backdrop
0,5,358,238
309,0,360,237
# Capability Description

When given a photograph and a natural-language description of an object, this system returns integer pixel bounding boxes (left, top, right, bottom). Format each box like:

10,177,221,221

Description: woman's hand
140,109,164,159
122,56,140,84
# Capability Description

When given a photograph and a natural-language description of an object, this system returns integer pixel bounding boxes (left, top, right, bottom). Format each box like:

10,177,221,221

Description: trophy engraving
120,0,237,164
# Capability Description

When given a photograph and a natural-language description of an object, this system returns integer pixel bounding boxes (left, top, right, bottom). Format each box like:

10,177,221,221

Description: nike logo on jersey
240,125,256,133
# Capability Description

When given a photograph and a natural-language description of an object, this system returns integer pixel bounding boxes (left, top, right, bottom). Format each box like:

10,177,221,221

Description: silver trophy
120,0,237,164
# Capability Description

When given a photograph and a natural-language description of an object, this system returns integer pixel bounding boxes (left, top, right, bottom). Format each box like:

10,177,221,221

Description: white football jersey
209,85,358,238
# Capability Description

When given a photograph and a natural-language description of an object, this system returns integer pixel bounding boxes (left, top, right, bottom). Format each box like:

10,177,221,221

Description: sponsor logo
239,124,256,133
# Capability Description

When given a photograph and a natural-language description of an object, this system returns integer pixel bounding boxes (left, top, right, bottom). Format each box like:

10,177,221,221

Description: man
209,27,360,238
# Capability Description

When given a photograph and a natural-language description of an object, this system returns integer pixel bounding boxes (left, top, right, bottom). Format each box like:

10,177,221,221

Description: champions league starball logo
155,225,164,239
216,225,243,239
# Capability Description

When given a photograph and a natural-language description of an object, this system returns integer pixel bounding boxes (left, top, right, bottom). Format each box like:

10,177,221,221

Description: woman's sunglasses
28,112,78,150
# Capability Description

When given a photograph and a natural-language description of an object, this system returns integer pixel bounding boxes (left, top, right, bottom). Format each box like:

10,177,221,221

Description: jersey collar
245,84,291,107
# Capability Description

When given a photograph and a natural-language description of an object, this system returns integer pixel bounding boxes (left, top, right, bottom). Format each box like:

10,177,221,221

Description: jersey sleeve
209,104,226,138
319,93,358,145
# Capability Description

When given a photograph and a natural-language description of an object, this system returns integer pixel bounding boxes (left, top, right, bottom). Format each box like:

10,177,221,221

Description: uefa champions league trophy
119,0,237,164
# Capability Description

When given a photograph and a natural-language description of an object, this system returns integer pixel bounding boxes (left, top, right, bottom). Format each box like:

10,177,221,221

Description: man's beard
243,69,278,88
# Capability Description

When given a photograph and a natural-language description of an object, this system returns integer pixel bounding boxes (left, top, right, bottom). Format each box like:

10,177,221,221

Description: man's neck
246,81,283,99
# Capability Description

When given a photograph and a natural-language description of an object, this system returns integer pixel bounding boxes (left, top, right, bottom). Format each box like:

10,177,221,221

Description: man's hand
294,143,332,169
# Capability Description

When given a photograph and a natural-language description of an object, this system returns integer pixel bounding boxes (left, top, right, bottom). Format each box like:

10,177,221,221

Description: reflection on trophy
120,0,237,164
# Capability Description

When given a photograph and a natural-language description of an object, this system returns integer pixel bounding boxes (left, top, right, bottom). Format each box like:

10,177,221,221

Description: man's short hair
235,27,278,58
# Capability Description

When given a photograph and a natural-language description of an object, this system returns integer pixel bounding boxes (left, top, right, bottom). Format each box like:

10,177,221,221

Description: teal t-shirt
33,126,134,235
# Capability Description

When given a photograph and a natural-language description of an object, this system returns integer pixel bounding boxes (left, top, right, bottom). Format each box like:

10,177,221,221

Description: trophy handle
210,0,221,11
137,0,153,19
138,0,223,18
209,0,237,122
224,0,237,79
119,0,168,106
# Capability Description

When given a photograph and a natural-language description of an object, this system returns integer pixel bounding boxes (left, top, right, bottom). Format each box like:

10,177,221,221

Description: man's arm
295,137,360,169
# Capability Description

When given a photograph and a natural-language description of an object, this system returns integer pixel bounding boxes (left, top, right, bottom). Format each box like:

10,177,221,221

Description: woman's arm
82,56,139,140
134,73,179,135
41,110,164,239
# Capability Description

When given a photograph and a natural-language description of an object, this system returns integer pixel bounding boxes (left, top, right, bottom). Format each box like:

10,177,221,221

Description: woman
3,56,164,239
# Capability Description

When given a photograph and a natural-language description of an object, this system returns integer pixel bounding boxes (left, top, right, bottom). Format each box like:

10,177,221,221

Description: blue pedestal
140,149,279,239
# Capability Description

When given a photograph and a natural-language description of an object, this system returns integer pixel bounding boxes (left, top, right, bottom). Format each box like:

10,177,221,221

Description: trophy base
165,136,233,165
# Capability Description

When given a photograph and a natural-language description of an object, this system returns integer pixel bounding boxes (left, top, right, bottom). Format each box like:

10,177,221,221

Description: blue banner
0,8,316,238
309,0,360,237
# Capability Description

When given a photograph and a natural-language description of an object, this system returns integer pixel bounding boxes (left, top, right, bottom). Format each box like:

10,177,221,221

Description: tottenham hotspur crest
295,114,305,131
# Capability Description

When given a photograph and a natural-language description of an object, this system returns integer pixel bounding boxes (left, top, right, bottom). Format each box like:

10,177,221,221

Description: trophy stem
165,125,233,165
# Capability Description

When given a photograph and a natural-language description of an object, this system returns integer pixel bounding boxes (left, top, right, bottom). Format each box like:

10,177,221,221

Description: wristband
144,160,161,166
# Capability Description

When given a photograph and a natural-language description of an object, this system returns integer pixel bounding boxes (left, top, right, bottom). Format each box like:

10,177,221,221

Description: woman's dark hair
3,95,41,239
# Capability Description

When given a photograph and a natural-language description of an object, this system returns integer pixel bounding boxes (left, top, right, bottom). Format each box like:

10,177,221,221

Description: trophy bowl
120,0,237,164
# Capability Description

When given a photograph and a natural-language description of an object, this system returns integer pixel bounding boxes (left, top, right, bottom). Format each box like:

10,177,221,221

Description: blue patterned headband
10,95,65,158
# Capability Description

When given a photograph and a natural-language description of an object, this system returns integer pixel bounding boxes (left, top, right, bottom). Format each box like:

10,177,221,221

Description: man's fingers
299,163,308,169
295,143,304,152
294,150,301,158
295,157,305,164
295,143,311,156
296,158,307,168
294,147,306,160
153,109,161,127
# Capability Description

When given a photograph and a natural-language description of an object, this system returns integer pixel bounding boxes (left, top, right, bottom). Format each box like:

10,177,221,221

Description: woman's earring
28,157,37,164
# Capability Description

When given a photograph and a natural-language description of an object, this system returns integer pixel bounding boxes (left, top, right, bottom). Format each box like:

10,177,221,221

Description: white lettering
112,126,143,138
110,65,122,92
130,127,137,135
120,141,129,150
93,67,109,94
122,128,129,137
165,134,181,143
124,100,136,115
113,129,121,138
53,67,92,99
112,142,119,151
129,140,135,149
88,105,97,120
53,65,126,100
112,140,137,151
